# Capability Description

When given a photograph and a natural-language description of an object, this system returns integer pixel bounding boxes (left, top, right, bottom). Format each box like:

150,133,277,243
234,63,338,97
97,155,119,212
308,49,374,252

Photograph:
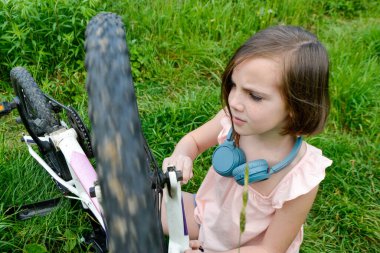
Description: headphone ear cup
232,159,270,185
212,141,246,177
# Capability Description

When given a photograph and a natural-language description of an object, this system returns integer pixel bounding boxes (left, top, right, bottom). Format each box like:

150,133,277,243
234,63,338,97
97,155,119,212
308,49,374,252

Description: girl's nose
229,90,244,111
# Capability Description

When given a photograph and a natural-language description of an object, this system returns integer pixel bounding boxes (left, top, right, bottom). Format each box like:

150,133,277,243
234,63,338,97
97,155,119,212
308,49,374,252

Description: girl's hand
185,240,204,252
162,155,193,184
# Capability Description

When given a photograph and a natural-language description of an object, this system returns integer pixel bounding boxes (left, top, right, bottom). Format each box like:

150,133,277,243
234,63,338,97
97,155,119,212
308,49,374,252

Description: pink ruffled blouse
194,117,332,252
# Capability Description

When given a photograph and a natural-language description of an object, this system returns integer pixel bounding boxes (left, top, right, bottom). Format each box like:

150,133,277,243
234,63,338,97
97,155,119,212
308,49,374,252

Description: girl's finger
183,158,193,180
189,240,202,249
162,158,176,172
176,156,191,182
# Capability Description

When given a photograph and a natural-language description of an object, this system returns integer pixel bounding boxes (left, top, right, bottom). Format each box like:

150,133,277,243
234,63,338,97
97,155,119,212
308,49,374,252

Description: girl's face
228,57,289,138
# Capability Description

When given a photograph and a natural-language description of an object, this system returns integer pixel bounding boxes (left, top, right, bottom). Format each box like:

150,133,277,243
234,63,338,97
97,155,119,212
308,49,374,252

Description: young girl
162,25,332,253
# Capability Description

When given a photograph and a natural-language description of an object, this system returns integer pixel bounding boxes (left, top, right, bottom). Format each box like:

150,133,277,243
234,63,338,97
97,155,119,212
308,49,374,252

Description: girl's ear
288,111,295,120
286,110,296,131
286,110,302,136
285,106,293,120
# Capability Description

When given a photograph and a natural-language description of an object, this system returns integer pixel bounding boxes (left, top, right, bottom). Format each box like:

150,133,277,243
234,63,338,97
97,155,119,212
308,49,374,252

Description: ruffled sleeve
271,144,332,209
217,115,232,144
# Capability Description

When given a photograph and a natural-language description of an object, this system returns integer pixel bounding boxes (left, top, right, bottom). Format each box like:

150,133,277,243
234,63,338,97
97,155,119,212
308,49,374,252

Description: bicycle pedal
5,197,61,220
0,98,19,117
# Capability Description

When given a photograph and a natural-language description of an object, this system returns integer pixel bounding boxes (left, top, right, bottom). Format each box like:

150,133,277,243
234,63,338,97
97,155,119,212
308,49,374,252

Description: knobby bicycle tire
10,67,59,136
85,13,163,252
10,67,72,183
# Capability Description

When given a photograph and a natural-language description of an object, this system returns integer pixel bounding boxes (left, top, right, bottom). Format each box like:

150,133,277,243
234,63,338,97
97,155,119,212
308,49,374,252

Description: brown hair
221,25,330,136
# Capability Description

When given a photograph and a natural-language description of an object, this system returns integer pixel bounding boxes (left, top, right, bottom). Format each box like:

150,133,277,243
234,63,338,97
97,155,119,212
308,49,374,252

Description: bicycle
1,12,190,253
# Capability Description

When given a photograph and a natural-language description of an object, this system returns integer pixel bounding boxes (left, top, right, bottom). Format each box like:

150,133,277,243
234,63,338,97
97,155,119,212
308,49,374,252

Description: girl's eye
250,93,263,101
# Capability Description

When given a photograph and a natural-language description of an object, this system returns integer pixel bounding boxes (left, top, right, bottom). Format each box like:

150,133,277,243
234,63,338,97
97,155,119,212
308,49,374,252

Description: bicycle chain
45,95,94,158
66,106,94,158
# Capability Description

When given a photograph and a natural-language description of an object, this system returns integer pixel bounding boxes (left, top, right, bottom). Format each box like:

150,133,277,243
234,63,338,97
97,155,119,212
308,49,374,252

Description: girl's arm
186,186,320,253
163,109,226,183
252,186,320,253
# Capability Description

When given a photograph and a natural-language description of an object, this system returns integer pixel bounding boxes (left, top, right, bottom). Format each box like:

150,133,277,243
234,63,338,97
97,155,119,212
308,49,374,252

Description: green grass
1,0,379,252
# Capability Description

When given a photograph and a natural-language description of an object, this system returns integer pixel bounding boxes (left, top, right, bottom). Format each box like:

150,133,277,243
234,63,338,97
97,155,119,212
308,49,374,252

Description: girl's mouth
232,116,245,126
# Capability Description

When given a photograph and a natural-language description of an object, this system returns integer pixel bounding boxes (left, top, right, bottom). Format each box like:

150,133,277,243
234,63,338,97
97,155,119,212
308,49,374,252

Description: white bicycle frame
23,127,105,230
23,124,189,252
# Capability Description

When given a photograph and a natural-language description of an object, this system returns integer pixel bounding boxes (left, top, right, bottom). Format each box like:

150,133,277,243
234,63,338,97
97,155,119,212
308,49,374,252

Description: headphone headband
270,136,302,174
212,127,303,184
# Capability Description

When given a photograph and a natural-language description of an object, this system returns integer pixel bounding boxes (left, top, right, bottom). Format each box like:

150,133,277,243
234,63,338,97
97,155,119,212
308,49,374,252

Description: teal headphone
212,128,302,185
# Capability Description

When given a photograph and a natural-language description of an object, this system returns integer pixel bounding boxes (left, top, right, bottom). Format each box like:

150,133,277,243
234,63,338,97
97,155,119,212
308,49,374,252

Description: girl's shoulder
269,142,332,208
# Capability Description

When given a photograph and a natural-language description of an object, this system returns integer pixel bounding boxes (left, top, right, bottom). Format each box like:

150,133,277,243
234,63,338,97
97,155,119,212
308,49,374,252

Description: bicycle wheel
10,67,59,137
85,13,163,252
10,67,72,183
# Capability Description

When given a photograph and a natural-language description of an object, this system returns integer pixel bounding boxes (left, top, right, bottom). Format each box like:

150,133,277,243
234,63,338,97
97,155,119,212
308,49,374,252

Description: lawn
0,0,379,252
